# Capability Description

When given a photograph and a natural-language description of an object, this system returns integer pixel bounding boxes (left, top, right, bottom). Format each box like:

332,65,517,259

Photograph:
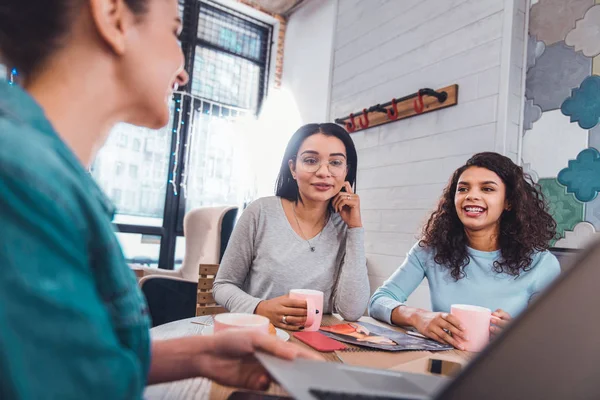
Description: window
190,1,271,114
112,189,122,204
132,138,141,152
92,120,173,226
117,133,128,147
154,167,164,181
89,0,272,270
129,165,138,180
145,137,155,153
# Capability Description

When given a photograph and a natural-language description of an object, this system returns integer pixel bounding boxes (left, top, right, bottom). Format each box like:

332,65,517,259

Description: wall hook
345,113,357,133
333,84,458,133
358,109,369,129
413,91,424,114
387,98,399,120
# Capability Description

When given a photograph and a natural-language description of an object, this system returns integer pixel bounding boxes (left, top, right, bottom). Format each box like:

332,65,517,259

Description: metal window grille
180,0,272,114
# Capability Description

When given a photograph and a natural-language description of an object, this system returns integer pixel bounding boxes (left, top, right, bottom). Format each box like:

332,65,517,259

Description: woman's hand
332,182,362,228
195,329,322,390
490,309,512,337
413,311,468,350
255,295,309,330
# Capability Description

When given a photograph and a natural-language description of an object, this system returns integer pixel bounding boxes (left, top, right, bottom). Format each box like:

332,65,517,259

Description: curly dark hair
420,152,556,281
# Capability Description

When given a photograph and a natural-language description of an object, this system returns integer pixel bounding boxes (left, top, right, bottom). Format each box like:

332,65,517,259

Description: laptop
258,238,600,400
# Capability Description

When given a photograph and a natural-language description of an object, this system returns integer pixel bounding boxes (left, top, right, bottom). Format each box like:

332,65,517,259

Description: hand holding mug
490,308,512,338
413,311,468,350
255,295,309,331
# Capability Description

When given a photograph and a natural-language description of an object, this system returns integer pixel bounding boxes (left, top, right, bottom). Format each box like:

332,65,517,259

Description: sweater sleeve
332,227,370,321
368,242,427,324
212,202,263,314
529,251,561,304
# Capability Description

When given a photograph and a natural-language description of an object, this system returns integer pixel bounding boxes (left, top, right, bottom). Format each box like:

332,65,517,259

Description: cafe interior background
4,0,599,314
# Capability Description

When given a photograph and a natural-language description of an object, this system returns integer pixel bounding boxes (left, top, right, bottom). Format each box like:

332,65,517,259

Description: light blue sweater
369,242,561,324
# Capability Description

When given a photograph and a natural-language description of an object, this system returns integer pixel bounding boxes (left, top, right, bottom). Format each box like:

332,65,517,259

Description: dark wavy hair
275,123,357,206
420,152,556,280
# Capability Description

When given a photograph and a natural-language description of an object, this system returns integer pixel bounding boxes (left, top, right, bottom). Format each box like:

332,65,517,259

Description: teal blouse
0,81,151,398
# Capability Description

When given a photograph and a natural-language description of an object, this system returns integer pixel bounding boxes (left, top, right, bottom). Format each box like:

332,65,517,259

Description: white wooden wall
330,0,527,309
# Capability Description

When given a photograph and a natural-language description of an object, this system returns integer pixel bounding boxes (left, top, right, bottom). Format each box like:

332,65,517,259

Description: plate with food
200,323,290,342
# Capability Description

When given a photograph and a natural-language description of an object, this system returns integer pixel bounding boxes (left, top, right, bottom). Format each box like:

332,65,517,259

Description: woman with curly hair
368,152,560,350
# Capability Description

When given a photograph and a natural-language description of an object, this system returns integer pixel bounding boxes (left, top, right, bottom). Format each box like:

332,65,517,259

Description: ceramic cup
450,304,492,352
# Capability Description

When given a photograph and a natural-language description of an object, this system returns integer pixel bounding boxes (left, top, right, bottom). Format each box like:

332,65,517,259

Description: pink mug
289,289,323,332
450,304,492,352
213,313,270,334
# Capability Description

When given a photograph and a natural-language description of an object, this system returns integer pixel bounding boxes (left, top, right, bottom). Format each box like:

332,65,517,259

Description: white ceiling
245,0,304,15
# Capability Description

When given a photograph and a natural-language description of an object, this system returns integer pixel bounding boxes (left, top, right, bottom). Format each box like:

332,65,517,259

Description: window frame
152,0,275,269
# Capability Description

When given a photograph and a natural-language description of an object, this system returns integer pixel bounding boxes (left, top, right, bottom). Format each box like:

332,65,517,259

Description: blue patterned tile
526,42,592,112
538,178,584,243
557,148,600,202
565,5,600,57
585,195,600,231
561,75,600,129
527,35,545,71
524,98,542,130
589,124,600,151
530,0,594,46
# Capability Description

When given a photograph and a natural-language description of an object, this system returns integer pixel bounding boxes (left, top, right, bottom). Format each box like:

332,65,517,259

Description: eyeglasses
294,156,348,177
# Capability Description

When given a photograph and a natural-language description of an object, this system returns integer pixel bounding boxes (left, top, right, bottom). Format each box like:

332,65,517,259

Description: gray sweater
213,196,370,321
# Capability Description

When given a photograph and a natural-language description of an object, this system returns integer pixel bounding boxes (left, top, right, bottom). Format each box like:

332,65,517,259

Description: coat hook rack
334,85,458,133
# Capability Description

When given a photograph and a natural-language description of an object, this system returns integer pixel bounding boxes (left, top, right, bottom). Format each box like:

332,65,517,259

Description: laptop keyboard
309,389,414,400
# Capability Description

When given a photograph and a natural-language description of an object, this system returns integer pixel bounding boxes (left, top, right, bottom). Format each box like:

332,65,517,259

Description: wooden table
144,315,471,400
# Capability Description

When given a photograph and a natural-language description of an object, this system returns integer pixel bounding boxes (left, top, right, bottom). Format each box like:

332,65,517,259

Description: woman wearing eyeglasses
213,123,369,329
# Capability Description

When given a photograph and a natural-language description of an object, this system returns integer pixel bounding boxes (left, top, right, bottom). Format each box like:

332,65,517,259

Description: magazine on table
319,321,453,352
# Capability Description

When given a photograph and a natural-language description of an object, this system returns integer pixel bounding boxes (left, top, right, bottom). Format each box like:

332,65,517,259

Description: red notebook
293,331,347,352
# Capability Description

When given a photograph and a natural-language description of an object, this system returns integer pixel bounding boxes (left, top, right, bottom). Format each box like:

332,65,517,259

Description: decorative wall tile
589,124,600,151
554,222,600,248
565,5,600,57
538,178,584,241
530,0,594,46
561,75,600,129
557,148,600,202
523,162,540,183
526,42,592,112
522,110,589,178
593,1,600,80
594,56,600,75
524,98,542,130
584,195,600,230
527,35,546,71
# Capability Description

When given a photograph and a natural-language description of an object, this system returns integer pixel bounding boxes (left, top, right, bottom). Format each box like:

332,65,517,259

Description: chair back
196,263,227,316
179,206,238,281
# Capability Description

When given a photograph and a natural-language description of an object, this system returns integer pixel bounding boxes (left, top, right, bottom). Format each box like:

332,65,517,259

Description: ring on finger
282,315,288,324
